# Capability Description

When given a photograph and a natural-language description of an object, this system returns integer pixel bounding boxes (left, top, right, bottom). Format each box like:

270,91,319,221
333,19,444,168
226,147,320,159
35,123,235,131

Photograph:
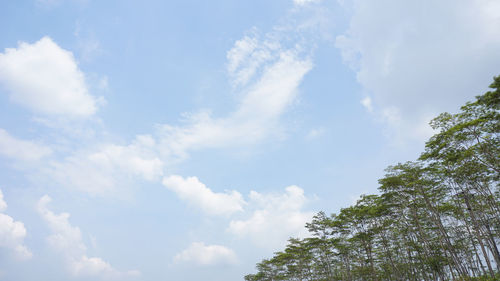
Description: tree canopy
245,76,500,281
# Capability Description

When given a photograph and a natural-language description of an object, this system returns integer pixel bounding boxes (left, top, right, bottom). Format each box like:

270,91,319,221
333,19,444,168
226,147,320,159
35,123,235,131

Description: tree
245,76,500,280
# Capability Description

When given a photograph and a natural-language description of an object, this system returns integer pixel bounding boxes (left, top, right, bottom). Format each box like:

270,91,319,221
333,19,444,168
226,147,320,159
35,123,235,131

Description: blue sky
0,0,499,280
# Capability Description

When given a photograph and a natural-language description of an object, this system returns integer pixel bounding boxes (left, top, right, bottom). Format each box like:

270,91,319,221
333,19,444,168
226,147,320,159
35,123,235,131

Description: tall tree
245,75,500,281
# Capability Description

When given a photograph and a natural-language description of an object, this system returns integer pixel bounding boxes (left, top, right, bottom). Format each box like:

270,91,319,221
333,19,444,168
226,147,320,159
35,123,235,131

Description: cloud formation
162,175,245,216
226,34,273,87
26,25,312,197
0,2,317,199
37,195,140,279
0,191,6,212
173,242,237,266
157,32,312,160
228,185,313,249
162,175,314,250
0,190,32,260
0,37,103,117
0,129,52,162
336,0,500,141
45,135,163,195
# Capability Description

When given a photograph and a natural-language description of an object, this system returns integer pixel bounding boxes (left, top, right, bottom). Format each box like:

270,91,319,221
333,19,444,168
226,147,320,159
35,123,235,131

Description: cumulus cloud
162,175,245,216
1,7,314,200
173,242,237,266
69,256,140,279
32,25,311,197
0,189,32,260
0,36,103,117
228,185,314,249
162,175,314,249
37,195,140,278
10,8,314,198
0,128,52,162
0,214,32,260
336,0,500,141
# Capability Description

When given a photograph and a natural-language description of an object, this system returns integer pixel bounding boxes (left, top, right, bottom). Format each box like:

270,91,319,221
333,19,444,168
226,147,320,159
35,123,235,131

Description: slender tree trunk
379,230,401,280
484,221,500,271
462,192,496,278
417,185,469,276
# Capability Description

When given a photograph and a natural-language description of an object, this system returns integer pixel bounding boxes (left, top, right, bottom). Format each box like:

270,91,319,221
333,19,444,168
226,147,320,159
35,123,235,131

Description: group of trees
245,76,500,281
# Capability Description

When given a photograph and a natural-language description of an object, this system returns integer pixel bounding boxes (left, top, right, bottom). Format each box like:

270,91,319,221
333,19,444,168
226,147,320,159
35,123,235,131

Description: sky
0,0,499,280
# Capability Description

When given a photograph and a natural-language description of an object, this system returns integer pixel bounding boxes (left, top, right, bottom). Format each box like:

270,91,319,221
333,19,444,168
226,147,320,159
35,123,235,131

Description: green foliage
245,76,500,280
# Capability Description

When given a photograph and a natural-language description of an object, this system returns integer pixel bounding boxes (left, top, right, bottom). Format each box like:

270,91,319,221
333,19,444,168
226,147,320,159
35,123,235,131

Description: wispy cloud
43,135,163,196
157,45,312,161
4,14,314,196
0,129,52,162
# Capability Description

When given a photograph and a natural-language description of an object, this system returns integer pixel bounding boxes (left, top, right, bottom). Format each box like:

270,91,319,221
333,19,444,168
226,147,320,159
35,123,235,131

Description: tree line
245,76,500,281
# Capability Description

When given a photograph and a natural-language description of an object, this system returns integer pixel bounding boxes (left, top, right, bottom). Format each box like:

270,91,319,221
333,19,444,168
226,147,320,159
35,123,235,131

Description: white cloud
173,242,237,266
45,154,117,196
226,34,275,87
161,176,314,250
336,0,500,142
37,195,140,278
162,175,245,216
70,256,140,279
0,190,32,260
45,135,163,195
86,136,164,182
37,195,86,256
39,29,312,196
3,11,314,200
25,14,315,198
162,175,314,250
235,51,311,120
0,190,6,212
0,214,32,260
0,128,52,162
228,185,314,249
153,18,314,161
0,36,103,117
360,96,372,112
158,48,312,160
